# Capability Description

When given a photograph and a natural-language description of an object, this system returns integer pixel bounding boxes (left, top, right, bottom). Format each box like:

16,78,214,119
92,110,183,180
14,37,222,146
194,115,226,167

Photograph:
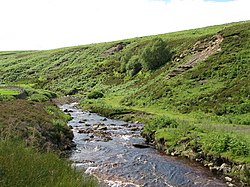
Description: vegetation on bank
0,140,97,187
0,20,250,184
0,99,73,152
0,98,98,186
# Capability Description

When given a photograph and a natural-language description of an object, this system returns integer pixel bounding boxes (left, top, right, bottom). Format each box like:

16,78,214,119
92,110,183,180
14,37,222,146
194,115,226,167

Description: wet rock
203,161,210,167
93,123,106,130
78,128,93,134
89,134,94,138
195,158,203,162
97,126,108,131
85,124,91,126
82,137,90,141
226,182,235,187
64,109,73,113
63,144,72,150
93,124,99,130
133,143,150,148
101,118,107,121
209,166,220,173
130,127,139,131
220,163,231,174
170,151,181,156
103,136,112,142
68,125,73,129
77,129,86,133
79,119,87,123
121,123,128,127
225,176,233,182
208,163,214,167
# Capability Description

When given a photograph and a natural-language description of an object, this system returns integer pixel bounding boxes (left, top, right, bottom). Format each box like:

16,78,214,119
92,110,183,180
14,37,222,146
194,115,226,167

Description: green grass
0,140,97,187
0,88,19,95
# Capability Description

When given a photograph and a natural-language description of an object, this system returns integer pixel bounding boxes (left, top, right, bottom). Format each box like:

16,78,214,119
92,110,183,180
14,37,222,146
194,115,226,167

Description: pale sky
0,0,249,51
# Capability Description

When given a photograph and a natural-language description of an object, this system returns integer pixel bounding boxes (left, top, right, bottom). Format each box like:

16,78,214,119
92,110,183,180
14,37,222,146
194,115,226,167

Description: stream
60,103,227,187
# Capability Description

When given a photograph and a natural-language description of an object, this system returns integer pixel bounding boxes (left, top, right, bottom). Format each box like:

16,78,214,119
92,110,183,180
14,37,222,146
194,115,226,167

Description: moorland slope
1,20,250,185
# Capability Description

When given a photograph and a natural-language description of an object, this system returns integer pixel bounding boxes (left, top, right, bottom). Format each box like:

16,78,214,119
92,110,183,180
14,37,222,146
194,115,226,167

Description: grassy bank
0,140,97,187
0,98,98,186
0,99,73,153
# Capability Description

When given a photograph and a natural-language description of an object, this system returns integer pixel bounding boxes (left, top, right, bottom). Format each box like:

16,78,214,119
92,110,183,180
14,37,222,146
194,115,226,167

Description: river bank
0,99,97,187
75,98,250,186
141,116,250,187
144,133,250,187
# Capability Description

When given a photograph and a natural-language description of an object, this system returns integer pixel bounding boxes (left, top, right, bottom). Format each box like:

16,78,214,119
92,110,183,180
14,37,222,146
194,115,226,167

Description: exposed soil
168,34,223,78
100,43,126,58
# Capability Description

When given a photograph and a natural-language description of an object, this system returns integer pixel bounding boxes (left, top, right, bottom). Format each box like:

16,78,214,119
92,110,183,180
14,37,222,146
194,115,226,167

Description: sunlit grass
0,88,19,95
0,140,98,187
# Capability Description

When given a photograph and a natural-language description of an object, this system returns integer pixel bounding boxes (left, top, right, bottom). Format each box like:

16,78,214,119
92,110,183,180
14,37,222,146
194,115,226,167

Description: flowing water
60,103,227,187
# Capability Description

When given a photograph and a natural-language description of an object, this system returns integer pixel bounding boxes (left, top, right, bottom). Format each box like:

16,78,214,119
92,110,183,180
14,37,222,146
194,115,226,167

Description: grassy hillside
0,20,250,184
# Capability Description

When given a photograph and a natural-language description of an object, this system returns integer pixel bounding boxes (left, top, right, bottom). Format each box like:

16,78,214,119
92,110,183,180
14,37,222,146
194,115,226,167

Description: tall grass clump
0,140,98,187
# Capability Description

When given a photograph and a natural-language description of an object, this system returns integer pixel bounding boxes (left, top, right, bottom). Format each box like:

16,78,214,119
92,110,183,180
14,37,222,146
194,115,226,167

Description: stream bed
60,103,227,187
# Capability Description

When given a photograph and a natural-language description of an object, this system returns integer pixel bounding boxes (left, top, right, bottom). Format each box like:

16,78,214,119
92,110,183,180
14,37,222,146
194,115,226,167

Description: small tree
141,38,171,70
126,55,142,76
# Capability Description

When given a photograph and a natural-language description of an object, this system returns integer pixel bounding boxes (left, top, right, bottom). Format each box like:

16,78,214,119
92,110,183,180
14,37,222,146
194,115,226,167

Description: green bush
0,95,16,101
28,93,50,102
87,91,104,99
140,38,171,70
143,115,178,134
202,132,250,157
126,55,142,76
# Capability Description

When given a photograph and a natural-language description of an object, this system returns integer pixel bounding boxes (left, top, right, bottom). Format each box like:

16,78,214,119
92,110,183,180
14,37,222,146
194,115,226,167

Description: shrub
140,38,171,70
202,132,250,157
87,91,104,99
0,95,16,101
126,55,142,76
143,115,178,135
28,93,49,102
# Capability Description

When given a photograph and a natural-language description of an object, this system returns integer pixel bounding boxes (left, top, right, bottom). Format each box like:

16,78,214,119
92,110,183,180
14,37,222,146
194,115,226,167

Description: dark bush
28,94,49,102
141,38,171,70
126,55,142,76
87,90,104,99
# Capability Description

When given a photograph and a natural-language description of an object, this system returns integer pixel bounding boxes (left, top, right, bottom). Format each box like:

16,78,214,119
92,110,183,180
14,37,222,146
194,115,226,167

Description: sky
0,0,249,51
